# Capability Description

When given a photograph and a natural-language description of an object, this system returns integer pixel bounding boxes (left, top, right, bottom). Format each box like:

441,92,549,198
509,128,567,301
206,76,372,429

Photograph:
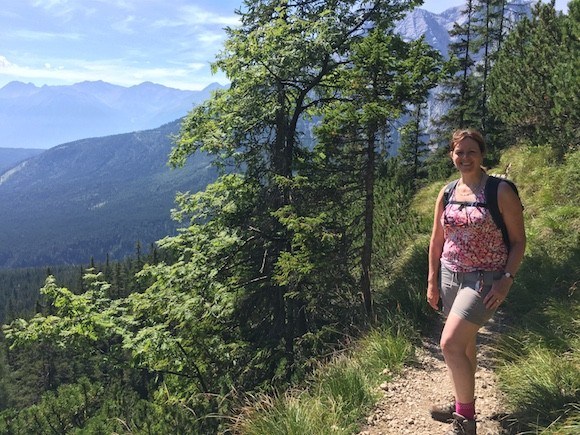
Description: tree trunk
361,122,377,322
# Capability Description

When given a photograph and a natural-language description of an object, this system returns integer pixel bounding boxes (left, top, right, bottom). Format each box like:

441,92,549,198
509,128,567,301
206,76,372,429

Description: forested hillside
0,120,217,268
0,1,577,434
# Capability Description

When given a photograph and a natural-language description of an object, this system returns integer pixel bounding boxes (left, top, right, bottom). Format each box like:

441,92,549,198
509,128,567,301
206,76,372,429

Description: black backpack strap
443,179,459,207
485,176,521,251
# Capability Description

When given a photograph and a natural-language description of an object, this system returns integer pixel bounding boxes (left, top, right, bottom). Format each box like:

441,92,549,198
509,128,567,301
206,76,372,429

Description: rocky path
359,315,509,435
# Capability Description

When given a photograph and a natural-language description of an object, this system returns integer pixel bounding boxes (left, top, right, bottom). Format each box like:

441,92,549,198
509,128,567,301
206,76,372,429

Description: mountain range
394,2,531,57
0,80,224,149
0,4,466,152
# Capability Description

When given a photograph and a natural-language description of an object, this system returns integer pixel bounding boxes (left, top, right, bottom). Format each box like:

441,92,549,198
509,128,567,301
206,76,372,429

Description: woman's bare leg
467,333,477,376
440,313,481,404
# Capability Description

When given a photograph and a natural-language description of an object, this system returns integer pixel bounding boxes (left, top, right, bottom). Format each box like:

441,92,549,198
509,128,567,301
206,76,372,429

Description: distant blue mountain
0,80,226,149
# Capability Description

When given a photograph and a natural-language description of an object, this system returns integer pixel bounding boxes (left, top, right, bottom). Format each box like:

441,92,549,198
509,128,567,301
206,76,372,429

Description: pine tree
489,0,579,150
397,36,445,184
315,31,443,319
433,0,480,144
172,0,422,375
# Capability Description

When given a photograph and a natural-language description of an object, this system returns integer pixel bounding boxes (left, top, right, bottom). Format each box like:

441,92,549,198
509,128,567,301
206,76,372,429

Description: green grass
234,322,415,434
497,346,580,430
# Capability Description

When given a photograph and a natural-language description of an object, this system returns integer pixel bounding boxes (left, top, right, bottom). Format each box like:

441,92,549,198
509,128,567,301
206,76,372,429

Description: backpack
443,175,522,251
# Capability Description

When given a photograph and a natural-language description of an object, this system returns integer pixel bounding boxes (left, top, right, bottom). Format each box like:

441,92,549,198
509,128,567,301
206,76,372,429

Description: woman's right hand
427,283,440,310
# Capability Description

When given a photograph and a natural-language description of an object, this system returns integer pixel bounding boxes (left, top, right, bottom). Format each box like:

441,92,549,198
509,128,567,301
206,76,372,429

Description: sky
0,0,570,91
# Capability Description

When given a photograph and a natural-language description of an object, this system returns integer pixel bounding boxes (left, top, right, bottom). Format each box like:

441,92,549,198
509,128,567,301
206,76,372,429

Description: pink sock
456,401,476,420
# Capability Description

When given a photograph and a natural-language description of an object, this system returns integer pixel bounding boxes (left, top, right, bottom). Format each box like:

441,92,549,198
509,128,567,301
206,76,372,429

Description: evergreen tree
433,0,479,139
315,31,442,318
171,0,422,375
397,36,445,185
432,0,531,154
0,341,10,410
472,0,506,134
489,0,579,151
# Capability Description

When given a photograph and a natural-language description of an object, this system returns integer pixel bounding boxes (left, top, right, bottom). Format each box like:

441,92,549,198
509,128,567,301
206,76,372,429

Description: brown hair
450,129,486,155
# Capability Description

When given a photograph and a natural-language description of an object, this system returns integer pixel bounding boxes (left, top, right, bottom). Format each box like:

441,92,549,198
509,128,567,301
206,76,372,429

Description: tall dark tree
172,0,421,368
0,342,10,410
315,31,443,319
472,0,505,133
433,0,479,139
397,36,445,184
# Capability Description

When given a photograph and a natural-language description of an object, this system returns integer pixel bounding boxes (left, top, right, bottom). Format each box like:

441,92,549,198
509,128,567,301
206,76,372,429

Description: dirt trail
359,314,509,435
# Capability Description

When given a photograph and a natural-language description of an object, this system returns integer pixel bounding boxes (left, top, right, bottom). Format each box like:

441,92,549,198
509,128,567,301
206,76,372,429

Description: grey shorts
440,264,503,326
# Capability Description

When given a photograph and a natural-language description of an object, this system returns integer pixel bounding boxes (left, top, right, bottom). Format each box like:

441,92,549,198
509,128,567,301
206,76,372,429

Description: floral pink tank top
440,183,508,273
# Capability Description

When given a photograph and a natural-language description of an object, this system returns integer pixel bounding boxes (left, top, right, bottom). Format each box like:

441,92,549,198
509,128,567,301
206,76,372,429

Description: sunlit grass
235,391,354,435
234,323,414,434
357,324,416,374
498,346,580,428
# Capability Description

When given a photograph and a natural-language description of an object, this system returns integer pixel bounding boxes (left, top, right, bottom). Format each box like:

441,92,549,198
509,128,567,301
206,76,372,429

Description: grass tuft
233,324,414,434
498,346,580,427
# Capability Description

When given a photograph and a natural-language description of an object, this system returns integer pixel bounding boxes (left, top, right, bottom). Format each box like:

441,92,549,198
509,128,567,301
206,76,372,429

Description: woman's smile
451,138,483,174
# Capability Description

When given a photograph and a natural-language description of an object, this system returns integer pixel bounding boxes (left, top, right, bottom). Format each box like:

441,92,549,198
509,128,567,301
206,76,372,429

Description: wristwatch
503,272,514,281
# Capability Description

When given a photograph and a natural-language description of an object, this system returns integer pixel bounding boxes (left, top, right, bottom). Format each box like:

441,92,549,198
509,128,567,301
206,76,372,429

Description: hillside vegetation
0,1,577,433
234,145,579,434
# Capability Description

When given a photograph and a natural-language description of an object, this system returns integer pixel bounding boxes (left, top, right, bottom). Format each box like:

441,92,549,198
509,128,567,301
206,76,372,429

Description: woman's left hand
484,276,512,309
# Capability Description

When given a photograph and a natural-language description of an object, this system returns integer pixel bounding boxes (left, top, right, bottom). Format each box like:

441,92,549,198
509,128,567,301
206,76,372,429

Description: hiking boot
430,400,455,422
445,412,477,435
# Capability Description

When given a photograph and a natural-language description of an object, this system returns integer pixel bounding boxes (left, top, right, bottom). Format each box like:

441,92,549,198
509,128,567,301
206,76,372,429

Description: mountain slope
0,121,217,268
395,3,531,57
0,147,44,174
395,6,463,57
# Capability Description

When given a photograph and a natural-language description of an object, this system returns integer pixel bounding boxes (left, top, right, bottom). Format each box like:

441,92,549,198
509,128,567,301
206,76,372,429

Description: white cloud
10,29,81,41
111,15,137,34
0,2,240,90
31,0,69,9
163,5,239,27
182,6,240,26
0,56,15,68
30,0,78,21
196,31,226,44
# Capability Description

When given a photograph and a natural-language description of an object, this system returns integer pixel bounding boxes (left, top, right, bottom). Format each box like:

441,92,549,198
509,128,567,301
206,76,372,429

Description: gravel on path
358,314,510,435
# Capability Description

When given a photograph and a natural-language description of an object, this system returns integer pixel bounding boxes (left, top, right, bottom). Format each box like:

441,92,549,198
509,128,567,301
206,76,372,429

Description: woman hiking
427,129,526,434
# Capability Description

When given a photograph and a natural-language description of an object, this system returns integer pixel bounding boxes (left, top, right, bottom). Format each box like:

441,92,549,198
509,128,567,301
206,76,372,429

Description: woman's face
450,137,484,174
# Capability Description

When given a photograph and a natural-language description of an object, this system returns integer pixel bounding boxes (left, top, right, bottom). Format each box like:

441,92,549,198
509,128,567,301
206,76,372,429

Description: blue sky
0,1,569,91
